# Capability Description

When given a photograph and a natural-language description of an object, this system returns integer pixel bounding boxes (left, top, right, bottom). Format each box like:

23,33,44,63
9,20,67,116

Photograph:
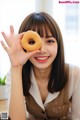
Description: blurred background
0,0,80,78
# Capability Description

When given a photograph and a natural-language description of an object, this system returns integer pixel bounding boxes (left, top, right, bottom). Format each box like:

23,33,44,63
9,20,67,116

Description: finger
27,50,40,58
1,32,11,47
0,41,9,53
19,32,25,39
10,25,14,34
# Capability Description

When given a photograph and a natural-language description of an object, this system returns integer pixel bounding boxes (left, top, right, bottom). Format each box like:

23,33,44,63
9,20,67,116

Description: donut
21,30,42,52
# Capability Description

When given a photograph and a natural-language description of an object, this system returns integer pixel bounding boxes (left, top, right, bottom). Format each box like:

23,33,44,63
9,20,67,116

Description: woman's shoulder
68,63,80,76
66,63,80,98
66,63,80,88
65,63,80,73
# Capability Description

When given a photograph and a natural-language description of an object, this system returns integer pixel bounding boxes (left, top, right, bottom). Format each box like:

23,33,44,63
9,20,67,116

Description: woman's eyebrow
46,35,54,38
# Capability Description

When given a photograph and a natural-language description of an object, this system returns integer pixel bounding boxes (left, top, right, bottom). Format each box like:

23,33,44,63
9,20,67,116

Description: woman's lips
35,56,49,63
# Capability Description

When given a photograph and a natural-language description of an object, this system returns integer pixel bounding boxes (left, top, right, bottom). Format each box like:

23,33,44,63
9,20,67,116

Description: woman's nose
40,40,46,53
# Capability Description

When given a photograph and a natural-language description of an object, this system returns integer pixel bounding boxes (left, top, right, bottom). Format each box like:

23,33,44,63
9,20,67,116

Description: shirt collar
29,69,60,109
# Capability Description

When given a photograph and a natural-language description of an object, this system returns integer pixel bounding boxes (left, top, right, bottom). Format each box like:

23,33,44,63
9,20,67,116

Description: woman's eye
47,40,55,43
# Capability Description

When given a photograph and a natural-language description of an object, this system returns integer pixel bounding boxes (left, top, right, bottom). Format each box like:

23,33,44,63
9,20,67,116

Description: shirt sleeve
69,65,80,119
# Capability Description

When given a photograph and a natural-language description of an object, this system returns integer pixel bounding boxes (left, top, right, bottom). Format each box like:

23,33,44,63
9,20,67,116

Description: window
52,0,80,67
65,4,79,33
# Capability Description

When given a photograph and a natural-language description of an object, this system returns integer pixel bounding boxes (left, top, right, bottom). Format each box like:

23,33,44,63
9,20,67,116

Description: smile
35,56,50,63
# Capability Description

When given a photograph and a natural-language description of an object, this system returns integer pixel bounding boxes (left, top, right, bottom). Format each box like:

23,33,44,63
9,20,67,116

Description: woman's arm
9,66,26,120
1,26,40,120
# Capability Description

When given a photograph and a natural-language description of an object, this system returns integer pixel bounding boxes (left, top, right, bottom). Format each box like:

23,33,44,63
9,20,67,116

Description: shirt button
62,116,66,119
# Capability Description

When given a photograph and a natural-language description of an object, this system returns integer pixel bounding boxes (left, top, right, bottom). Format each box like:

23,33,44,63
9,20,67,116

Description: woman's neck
33,67,51,82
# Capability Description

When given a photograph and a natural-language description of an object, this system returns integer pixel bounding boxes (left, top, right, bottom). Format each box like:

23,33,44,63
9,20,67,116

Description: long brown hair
19,12,68,96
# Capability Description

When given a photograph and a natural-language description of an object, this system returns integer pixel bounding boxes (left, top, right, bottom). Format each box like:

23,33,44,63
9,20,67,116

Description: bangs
22,13,57,39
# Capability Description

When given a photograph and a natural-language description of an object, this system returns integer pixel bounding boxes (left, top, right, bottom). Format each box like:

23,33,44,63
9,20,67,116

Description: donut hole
28,39,35,45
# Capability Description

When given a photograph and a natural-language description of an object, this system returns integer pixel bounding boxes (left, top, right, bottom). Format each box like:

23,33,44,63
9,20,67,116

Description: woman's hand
1,25,39,67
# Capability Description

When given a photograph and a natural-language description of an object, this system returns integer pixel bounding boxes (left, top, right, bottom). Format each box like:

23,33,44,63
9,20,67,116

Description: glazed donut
21,30,42,52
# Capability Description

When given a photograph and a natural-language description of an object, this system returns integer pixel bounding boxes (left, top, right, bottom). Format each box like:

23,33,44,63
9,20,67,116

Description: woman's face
29,30,58,70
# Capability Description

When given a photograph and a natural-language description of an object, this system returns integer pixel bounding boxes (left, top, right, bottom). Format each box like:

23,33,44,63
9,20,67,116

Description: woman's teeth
36,57,48,60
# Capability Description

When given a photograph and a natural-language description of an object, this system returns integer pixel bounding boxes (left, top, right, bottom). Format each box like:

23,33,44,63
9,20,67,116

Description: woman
1,12,80,120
